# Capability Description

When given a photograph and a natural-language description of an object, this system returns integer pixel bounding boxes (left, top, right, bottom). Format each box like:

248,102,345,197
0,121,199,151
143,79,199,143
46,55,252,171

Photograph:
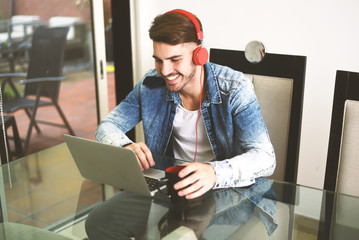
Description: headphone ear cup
193,46,208,65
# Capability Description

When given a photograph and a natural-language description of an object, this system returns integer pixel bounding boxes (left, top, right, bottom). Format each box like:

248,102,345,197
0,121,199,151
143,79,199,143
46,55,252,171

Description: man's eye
172,59,179,62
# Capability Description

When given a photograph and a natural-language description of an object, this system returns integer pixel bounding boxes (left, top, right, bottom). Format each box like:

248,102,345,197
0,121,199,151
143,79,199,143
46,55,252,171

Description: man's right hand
124,142,155,171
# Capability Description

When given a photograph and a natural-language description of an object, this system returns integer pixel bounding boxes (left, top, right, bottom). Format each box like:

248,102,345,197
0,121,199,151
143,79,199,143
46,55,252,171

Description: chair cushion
336,100,359,196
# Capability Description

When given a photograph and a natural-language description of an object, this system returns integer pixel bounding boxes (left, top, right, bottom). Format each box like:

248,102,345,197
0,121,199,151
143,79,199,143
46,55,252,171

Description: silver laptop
64,134,165,197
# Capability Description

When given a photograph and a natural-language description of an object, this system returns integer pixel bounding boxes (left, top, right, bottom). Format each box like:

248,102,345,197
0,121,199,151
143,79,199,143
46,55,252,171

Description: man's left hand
174,162,216,199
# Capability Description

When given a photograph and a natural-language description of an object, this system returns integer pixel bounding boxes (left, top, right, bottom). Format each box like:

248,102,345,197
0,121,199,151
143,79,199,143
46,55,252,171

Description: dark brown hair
149,11,202,45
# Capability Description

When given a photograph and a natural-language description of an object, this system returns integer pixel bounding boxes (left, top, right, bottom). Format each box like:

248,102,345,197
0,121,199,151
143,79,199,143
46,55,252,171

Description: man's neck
179,66,206,111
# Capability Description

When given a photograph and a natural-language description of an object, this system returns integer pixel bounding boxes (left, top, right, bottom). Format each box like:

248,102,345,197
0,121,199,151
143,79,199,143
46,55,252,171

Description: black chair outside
318,70,359,240
0,115,24,164
210,48,306,185
0,26,75,153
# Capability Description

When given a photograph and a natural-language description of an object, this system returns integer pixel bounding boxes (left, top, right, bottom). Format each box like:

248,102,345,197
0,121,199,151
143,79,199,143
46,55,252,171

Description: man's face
153,41,199,92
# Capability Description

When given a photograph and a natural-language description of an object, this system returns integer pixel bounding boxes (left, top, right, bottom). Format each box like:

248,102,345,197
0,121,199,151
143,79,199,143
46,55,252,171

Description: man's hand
174,162,216,199
124,142,155,171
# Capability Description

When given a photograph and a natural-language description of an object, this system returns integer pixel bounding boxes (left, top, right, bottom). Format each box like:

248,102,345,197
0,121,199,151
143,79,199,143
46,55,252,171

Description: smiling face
153,41,200,93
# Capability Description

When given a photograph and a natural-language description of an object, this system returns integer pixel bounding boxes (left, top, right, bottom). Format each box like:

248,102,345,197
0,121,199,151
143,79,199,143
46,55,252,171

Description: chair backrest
336,100,359,196
210,48,306,183
324,70,359,195
24,26,69,101
319,72,359,239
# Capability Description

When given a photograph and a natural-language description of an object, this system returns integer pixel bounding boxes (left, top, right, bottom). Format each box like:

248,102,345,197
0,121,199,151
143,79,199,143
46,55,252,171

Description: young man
95,9,276,199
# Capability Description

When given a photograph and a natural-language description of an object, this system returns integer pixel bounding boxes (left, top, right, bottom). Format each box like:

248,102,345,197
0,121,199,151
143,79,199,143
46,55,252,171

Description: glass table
1,143,359,239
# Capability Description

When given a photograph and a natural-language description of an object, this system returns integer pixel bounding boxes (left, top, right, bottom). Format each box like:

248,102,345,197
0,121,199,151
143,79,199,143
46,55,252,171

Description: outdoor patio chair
0,26,74,153
0,115,24,164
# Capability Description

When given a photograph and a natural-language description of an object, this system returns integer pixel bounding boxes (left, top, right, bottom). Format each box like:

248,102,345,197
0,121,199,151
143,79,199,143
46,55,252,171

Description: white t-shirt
172,105,215,163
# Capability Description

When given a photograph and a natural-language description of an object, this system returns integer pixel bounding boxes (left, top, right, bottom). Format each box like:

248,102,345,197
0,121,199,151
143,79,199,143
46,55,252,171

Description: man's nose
161,61,173,76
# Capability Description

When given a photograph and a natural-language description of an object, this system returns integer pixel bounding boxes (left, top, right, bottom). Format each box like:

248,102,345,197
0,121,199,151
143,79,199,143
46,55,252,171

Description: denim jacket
95,62,276,188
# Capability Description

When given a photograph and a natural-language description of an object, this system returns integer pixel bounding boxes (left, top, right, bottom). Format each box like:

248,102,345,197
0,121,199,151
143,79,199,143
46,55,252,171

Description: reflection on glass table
85,178,279,240
0,143,359,239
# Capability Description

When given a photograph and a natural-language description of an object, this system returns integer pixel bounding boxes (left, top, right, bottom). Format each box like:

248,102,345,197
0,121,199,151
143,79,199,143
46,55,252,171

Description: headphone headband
164,9,208,65
165,9,204,41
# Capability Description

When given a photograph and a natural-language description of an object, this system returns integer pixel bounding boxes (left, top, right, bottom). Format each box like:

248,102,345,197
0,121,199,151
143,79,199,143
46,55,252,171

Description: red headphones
165,9,208,66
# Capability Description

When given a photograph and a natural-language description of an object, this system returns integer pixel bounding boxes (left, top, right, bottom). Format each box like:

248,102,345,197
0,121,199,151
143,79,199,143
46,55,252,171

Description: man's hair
149,11,202,45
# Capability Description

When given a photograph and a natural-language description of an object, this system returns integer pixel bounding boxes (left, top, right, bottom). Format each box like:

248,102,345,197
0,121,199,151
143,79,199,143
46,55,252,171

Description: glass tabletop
1,143,359,239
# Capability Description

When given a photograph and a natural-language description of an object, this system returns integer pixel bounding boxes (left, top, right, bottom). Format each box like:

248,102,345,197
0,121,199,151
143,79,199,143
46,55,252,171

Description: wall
130,0,359,190
0,0,10,19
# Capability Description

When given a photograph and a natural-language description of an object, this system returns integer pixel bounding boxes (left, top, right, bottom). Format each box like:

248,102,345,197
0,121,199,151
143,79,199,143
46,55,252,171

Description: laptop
64,134,166,197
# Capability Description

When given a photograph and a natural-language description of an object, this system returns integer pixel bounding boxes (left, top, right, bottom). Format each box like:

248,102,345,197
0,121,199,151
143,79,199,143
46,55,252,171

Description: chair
328,99,359,195
0,115,24,164
324,70,359,194
0,26,75,153
210,48,306,184
318,70,359,240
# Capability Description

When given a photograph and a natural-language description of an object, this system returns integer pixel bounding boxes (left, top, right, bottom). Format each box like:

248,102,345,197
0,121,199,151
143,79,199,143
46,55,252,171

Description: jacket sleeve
209,79,276,188
95,80,143,147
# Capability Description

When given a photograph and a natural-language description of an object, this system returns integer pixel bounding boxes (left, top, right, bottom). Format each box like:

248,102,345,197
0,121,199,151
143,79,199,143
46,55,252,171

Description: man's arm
210,79,276,188
173,148,275,199
95,80,155,170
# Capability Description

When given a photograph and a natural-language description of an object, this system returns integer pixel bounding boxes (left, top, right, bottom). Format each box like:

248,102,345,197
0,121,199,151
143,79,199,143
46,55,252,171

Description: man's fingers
174,162,216,199
124,142,155,170
178,178,211,199
138,142,155,167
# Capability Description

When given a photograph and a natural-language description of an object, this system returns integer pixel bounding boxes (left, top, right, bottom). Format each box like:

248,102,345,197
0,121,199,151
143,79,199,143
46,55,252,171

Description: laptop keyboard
145,177,165,191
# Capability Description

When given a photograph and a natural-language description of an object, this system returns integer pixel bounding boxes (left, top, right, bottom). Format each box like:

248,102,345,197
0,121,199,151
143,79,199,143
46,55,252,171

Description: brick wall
0,0,113,25
6,0,91,23
0,0,11,19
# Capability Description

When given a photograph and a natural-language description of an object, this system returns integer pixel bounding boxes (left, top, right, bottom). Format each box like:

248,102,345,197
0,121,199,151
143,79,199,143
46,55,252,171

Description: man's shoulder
208,62,251,92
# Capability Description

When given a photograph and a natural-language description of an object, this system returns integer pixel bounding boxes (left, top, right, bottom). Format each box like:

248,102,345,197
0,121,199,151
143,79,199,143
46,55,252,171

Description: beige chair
210,48,306,184
324,70,359,194
210,49,305,239
331,100,359,237
335,100,359,196
320,70,359,240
